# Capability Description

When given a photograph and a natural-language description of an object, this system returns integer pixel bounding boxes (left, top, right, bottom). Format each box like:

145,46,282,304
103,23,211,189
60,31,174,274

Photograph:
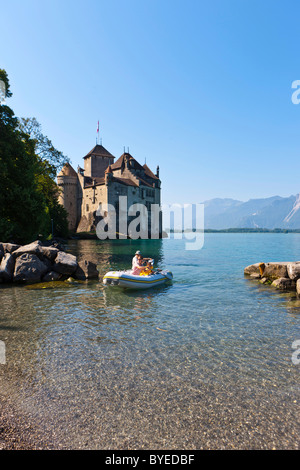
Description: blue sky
1,0,300,204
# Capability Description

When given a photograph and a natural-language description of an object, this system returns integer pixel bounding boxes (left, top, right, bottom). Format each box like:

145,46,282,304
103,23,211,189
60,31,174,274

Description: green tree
18,117,70,174
0,69,69,243
0,69,12,103
18,117,70,239
0,105,48,242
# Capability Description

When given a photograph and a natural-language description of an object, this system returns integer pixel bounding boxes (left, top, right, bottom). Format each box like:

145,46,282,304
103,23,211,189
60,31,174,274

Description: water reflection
0,236,299,449
68,238,165,277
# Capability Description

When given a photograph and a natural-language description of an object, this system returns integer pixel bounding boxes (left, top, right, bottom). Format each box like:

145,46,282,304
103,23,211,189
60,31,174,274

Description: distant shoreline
166,228,300,233
69,228,300,240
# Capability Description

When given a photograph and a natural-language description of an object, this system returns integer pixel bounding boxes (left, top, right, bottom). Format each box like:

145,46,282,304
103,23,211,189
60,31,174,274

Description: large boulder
296,279,300,296
262,262,289,280
287,262,300,281
40,246,59,261
52,251,78,275
0,242,20,254
12,240,59,262
271,277,296,291
0,253,16,282
12,240,43,258
13,254,48,283
74,259,99,280
244,263,262,275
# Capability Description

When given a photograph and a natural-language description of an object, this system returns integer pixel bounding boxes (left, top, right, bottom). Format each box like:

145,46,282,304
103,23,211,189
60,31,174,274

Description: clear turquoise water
0,234,299,449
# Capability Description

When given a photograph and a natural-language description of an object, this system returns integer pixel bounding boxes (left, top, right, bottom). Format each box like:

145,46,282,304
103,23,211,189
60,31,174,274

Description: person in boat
140,259,154,276
131,251,151,275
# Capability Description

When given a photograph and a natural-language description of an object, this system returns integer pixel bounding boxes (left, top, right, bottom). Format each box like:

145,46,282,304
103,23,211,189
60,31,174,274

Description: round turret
57,163,78,231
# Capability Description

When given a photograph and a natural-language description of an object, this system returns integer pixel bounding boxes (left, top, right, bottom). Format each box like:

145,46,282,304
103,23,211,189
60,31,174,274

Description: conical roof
58,162,77,177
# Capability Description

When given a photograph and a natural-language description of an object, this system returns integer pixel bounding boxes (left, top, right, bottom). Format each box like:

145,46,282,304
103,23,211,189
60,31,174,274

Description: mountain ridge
202,194,300,229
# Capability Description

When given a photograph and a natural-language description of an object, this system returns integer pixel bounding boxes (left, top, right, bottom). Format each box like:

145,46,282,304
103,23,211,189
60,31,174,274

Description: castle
57,143,162,238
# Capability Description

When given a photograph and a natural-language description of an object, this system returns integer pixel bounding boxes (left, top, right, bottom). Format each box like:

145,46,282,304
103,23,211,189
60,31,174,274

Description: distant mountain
202,194,300,229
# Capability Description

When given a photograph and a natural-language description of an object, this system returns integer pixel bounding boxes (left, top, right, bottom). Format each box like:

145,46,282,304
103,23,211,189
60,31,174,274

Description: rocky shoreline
244,261,300,294
0,240,99,285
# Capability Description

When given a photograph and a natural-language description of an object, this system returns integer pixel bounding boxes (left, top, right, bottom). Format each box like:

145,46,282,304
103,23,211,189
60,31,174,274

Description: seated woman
131,252,147,275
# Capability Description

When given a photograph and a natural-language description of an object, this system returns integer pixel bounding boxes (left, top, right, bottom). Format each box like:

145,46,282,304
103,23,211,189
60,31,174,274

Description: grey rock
53,251,78,275
74,259,99,280
287,262,300,281
297,279,300,295
271,277,296,291
263,262,289,280
0,242,20,254
250,273,261,279
40,246,59,261
0,253,16,282
244,263,262,275
14,254,48,283
12,240,43,258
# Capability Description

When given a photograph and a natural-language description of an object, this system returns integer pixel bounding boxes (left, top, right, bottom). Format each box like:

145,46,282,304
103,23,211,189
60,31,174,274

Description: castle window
86,204,89,212
146,189,154,198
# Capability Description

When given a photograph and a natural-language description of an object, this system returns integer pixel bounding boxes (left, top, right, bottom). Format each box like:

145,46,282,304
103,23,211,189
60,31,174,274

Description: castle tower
57,163,78,232
83,144,115,178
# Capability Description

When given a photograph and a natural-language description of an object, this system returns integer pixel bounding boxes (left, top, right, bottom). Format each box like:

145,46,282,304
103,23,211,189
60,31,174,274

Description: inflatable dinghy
103,270,173,290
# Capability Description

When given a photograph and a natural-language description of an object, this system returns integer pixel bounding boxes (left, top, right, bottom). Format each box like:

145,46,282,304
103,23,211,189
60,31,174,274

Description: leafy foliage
0,69,69,243
18,117,70,174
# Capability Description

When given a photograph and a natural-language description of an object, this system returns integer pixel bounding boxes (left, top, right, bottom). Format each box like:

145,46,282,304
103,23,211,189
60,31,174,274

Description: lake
0,233,299,449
